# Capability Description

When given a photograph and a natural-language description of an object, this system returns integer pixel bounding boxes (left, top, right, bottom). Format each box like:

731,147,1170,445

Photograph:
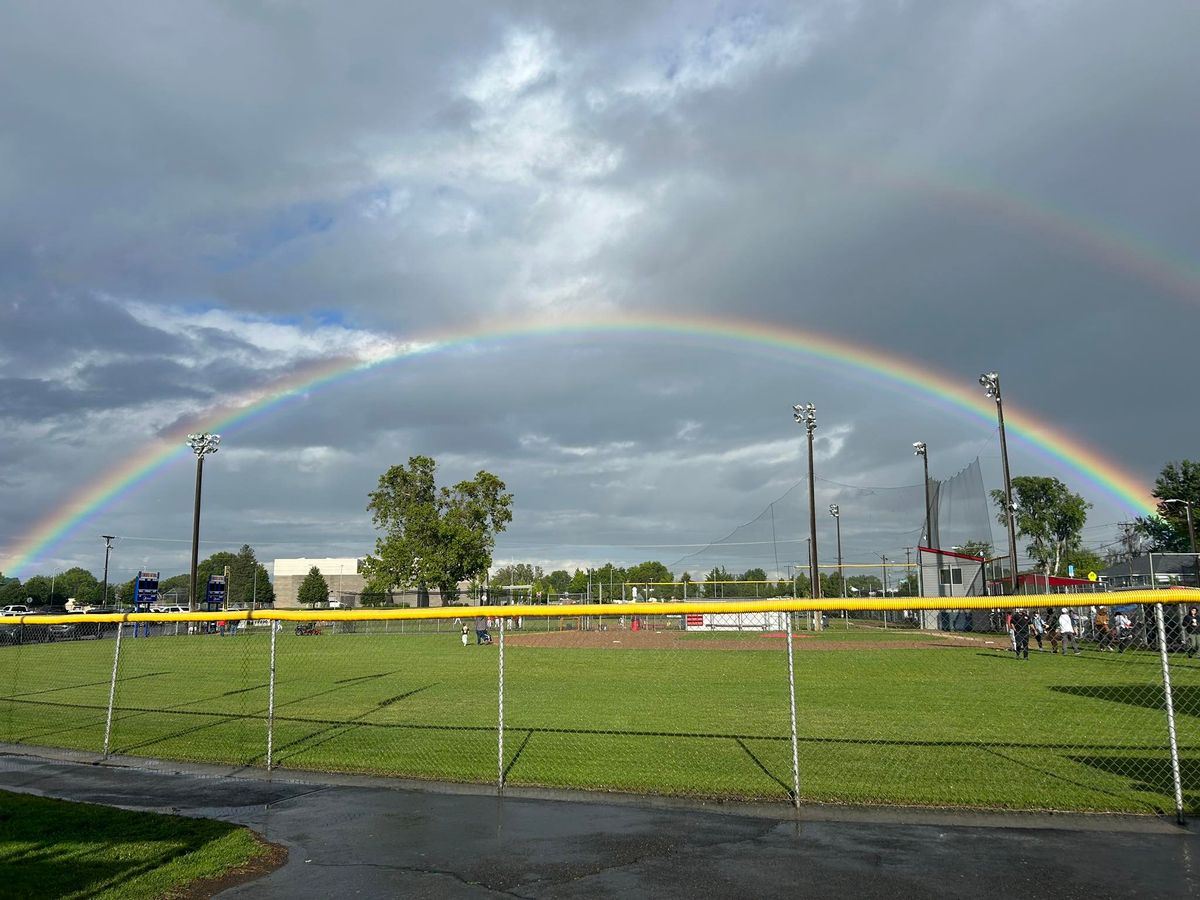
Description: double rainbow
2,312,1155,577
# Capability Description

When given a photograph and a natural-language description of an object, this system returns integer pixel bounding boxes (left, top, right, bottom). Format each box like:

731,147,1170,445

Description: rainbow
2,312,1156,577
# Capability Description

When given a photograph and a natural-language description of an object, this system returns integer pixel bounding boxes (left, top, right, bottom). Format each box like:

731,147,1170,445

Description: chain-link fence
1,593,1197,819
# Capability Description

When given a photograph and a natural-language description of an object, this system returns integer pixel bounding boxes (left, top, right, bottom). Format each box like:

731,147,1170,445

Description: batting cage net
670,459,996,587
1,592,1197,820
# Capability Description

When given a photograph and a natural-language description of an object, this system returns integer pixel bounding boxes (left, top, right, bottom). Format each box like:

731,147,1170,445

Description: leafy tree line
0,544,275,608
480,561,924,601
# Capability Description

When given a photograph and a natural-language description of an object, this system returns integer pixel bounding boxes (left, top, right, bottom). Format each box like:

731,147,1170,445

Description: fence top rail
6,589,1199,625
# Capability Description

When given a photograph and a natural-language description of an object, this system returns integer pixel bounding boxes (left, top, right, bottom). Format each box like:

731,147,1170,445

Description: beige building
272,557,367,608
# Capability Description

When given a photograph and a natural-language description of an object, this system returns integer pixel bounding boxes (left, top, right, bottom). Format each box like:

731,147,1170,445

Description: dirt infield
504,629,1001,652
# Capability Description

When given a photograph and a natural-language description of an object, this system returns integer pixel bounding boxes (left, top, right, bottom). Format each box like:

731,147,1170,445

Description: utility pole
101,535,116,608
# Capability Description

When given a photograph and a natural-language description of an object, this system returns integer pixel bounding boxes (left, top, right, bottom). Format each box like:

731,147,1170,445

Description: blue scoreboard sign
205,574,227,610
133,571,159,610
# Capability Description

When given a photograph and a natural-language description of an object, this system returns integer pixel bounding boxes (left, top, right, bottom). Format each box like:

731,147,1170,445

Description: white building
272,557,366,608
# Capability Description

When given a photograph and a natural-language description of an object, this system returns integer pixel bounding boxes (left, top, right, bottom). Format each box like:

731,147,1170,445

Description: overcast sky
1,0,1196,586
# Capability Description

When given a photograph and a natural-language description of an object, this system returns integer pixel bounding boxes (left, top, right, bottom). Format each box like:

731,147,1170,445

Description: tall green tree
362,456,513,604
493,563,543,587
53,567,101,605
0,578,24,606
703,566,732,597
846,574,882,595
298,566,330,608
627,560,674,598
991,476,1091,576
1134,459,1200,552
191,546,274,608
956,541,993,560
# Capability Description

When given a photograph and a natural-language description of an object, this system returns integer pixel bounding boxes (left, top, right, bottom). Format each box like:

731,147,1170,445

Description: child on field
461,623,469,647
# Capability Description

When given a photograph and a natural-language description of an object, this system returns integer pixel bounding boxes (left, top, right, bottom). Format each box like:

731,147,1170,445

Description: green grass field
1,626,1197,814
0,790,278,899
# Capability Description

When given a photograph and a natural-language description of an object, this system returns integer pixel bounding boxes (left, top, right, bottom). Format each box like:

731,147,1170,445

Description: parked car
48,611,106,641
1,605,30,616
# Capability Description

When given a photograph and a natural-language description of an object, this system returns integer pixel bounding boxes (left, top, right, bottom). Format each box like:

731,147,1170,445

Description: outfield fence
1,592,1198,820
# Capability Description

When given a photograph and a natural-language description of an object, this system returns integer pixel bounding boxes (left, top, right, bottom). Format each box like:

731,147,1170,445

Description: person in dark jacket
1011,608,1032,660
1185,607,1200,658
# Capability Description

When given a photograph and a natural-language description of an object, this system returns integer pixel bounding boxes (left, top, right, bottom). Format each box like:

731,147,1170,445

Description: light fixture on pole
186,432,221,612
101,535,116,608
979,373,1019,594
1164,498,1199,588
829,504,845,599
793,403,822,631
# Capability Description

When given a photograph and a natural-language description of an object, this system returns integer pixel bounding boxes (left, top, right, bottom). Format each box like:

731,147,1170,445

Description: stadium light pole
979,373,1019,594
913,442,934,552
1164,499,1199,588
100,535,116,608
829,505,845,599
186,433,221,612
913,441,934,599
794,403,822,630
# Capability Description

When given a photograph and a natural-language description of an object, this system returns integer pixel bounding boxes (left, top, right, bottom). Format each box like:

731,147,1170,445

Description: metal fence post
102,622,124,758
785,610,801,808
498,613,506,791
1153,603,1186,825
266,619,278,772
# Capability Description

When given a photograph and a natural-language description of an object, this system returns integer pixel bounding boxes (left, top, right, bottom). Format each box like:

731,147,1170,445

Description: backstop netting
670,459,995,589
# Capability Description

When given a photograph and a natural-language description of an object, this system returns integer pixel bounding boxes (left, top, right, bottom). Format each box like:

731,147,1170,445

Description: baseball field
1,622,1196,813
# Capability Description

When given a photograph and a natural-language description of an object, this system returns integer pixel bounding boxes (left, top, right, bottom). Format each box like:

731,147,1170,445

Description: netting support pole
266,620,278,773
498,614,506,792
785,611,801,809
1154,603,1186,825
102,622,124,759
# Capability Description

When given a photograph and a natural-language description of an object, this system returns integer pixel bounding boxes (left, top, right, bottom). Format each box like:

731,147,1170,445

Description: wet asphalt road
1,751,1198,898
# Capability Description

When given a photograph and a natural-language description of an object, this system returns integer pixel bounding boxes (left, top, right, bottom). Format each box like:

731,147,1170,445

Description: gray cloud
1,1,1193,581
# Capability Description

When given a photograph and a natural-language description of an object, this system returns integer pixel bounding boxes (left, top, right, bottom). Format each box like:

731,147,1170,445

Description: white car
1,605,30,616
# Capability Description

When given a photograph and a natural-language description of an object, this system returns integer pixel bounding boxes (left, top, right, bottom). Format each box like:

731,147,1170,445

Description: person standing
461,623,470,647
1184,607,1200,658
1031,611,1047,651
1011,608,1032,660
1058,608,1080,655
474,614,488,645
1046,609,1061,654
1094,606,1112,651
1112,610,1136,653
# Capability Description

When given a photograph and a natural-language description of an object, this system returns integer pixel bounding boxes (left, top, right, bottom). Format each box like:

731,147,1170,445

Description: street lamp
1164,498,1199,588
793,403,822,628
979,373,1019,594
186,432,221,611
829,504,845,599
101,535,116,608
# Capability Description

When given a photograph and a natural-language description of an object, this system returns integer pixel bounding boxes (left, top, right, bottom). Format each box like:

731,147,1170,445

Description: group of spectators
1004,605,1200,659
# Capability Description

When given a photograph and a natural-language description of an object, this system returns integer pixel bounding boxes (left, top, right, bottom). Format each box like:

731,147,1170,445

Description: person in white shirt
1058,608,1080,655
1113,611,1134,653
